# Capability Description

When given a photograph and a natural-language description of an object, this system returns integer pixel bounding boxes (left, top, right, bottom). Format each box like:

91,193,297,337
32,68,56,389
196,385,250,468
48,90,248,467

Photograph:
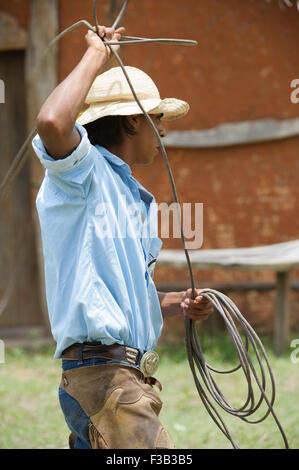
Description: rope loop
185,289,289,448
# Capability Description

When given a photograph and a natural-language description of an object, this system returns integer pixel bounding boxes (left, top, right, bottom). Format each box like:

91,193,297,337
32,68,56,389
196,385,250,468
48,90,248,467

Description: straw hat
77,66,189,125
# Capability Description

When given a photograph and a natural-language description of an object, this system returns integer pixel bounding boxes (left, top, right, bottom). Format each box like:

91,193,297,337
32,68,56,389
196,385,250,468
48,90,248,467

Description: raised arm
36,25,125,160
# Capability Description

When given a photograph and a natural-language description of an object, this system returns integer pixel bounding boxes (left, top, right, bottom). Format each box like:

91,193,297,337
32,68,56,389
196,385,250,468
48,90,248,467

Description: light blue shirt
32,123,163,359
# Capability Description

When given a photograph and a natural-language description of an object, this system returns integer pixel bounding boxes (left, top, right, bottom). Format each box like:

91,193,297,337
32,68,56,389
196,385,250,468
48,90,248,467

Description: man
32,25,213,449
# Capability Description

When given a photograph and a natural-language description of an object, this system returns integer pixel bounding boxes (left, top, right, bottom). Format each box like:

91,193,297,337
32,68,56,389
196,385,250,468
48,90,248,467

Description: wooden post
26,0,58,140
25,0,59,334
274,271,291,355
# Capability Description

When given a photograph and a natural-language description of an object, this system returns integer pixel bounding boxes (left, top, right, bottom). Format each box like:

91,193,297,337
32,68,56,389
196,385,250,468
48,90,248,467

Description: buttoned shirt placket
127,175,151,287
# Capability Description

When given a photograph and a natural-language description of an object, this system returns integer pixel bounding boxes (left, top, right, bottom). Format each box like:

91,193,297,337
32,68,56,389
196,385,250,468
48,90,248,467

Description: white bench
157,239,299,355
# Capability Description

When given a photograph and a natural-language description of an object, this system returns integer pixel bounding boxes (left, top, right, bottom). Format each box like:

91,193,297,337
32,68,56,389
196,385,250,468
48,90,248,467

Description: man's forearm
157,291,186,318
37,47,106,135
36,26,124,158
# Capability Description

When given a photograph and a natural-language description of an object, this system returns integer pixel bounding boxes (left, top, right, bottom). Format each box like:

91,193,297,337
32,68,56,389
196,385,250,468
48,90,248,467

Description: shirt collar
131,177,154,205
96,145,154,205
96,145,132,176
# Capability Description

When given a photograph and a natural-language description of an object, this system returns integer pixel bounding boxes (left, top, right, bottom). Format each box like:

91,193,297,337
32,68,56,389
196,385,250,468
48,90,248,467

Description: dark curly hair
83,115,137,147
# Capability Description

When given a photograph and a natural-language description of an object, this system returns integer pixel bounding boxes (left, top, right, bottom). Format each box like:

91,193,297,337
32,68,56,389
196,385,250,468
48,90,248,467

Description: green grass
0,332,298,449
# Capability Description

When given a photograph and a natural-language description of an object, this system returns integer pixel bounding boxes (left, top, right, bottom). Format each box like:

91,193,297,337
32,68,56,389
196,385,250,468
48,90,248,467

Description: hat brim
77,97,189,126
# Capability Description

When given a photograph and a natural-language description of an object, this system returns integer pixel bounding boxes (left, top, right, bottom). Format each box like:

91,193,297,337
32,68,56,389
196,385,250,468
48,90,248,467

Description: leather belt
61,342,160,379
61,343,140,366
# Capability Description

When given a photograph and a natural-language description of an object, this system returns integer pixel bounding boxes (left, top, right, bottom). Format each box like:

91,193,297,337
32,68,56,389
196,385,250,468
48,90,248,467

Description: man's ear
126,114,142,131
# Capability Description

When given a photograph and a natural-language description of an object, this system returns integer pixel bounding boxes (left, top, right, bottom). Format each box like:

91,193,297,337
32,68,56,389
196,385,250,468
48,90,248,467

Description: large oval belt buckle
140,350,159,377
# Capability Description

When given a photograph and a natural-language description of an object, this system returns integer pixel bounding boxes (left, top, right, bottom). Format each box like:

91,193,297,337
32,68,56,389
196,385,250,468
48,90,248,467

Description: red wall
58,0,111,82
0,0,30,30
56,0,299,248
2,0,298,333
122,0,299,331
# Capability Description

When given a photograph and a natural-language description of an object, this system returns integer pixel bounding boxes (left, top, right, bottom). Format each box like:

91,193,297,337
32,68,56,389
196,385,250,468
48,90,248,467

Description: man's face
131,114,167,166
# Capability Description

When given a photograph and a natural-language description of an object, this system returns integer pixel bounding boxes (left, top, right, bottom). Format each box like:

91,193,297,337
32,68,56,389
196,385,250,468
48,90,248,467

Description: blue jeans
59,357,140,449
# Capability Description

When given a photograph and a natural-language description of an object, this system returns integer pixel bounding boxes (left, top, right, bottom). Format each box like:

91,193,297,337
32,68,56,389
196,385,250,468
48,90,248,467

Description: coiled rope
0,0,289,449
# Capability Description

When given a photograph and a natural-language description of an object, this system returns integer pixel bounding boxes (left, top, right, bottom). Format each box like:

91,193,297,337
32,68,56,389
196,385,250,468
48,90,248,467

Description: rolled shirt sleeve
32,123,95,198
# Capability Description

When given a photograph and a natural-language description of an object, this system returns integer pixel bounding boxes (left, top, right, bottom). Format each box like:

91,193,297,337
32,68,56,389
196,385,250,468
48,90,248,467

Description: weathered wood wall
0,1,58,334
0,48,41,330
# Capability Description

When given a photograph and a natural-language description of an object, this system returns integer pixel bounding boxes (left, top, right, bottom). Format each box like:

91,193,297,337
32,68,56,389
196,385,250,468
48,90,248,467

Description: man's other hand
181,288,213,321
